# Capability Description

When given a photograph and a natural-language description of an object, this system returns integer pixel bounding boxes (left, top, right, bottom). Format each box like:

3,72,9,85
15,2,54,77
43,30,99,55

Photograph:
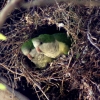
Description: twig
27,76,49,100
0,63,24,76
87,17,100,52
81,78,95,100
34,82,49,100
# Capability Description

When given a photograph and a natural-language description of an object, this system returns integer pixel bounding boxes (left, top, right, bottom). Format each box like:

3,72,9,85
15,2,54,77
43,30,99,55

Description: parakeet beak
27,54,32,60
36,46,42,53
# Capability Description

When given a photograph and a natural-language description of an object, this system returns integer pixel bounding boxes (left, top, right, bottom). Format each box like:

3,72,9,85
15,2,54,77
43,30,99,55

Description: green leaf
0,83,6,90
0,33,7,41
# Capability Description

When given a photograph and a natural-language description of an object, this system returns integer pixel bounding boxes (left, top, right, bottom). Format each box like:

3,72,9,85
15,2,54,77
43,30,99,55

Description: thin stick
87,18,100,52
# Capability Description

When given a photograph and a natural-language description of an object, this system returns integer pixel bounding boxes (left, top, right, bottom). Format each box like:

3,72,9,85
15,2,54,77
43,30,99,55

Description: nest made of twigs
0,1,100,100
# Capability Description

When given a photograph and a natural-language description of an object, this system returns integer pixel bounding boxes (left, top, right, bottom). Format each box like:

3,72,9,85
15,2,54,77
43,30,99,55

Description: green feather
53,33,72,47
32,34,55,43
21,39,34,55
32,33,72,46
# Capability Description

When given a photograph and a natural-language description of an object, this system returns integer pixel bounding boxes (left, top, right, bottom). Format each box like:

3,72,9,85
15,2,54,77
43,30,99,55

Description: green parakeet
32,33,71,58
21,39,52,68
29,49,52,68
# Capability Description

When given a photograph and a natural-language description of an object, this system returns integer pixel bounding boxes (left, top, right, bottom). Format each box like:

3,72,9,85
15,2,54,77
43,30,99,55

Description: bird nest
0,1,100,100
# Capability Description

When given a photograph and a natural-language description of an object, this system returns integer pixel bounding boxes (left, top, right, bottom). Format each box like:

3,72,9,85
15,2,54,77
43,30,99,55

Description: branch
0,76,29,100
0,0,23,29
21,0,100,8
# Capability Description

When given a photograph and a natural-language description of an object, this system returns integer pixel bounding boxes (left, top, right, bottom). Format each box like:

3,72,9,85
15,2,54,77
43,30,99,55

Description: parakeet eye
40,41,43,45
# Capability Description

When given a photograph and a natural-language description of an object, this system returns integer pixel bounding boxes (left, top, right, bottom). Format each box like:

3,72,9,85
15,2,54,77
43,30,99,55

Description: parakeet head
32,38,41,48
32,38,43,53
32,34,55,53
21,46,33,60
21,39,34,59
29,49,53,68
